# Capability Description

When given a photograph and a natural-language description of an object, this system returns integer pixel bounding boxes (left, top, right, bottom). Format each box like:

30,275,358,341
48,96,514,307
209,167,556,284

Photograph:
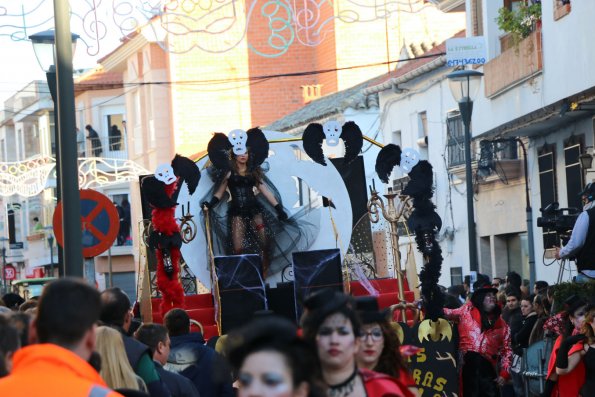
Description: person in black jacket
85,125,103,157
164,309,233,397
511,295,539,396
555,182,595,280
134,324,199,397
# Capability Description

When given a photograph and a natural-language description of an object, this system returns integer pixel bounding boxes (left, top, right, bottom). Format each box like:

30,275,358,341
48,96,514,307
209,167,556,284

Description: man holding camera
555,182,595,279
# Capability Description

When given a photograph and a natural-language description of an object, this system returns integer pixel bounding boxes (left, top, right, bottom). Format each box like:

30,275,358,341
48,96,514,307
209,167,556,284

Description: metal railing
78,136,128,160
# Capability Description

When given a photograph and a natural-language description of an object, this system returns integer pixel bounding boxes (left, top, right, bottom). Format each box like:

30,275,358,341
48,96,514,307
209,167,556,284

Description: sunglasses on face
359,328,383,342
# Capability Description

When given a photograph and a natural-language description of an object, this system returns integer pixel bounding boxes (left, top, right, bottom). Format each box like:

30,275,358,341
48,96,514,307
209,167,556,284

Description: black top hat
472,280,498,296
303,288,347,312
355,296,389,324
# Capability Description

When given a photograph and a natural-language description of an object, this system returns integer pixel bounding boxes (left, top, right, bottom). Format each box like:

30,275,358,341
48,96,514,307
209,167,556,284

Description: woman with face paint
301,290,414,397
542,295,588,397
226,316,324,397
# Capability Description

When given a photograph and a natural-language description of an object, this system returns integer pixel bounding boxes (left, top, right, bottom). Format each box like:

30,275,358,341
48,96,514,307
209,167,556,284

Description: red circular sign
53,189,120,258
4,264,16,281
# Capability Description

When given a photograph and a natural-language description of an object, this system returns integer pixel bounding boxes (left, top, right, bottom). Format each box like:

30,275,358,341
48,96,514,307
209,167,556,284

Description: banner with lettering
396,320,459,397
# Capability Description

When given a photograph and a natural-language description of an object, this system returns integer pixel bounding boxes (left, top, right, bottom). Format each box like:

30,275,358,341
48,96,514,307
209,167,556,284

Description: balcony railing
78,136,128,160
484,25,543,98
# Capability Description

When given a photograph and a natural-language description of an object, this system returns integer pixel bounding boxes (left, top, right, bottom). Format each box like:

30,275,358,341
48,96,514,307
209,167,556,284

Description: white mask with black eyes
400,148,420,173
155,163,176,185
228,129,248,155
323,120,341,147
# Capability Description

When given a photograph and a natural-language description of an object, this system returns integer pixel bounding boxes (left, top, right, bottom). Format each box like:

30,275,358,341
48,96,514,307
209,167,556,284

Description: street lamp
28,3,84,278
0,236,8,293
579,146,593,179
447,69,484,272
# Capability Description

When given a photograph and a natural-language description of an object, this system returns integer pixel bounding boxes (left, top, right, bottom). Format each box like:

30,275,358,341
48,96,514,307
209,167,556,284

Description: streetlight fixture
579,147,593,171
28,3,84,279
447,69,484,272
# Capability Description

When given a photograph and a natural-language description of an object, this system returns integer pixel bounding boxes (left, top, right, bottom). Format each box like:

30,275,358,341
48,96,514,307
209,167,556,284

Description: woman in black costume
202,129,316,278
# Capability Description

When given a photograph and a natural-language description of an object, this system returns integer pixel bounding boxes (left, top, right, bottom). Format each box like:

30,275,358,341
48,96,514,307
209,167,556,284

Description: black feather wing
302,123,326,165
171,154,201,195
141,176,176,208
375,144,402,183
340,121,363,163
207,133,232,172
246,127,269,169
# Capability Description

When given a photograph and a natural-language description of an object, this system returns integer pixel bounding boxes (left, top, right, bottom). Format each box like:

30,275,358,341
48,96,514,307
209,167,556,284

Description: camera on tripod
537,202,579,243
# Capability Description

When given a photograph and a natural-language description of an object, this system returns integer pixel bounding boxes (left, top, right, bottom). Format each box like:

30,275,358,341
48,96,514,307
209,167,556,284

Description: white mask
228,129,248,155
400,148,420,173
323,120,341,147
155,163,176,185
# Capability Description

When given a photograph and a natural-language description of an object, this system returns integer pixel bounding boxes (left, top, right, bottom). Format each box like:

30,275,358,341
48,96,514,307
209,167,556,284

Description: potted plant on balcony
496,0,542,50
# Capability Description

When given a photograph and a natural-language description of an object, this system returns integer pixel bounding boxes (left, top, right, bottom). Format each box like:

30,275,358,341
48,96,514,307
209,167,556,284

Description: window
301,85,322,104
450,267,463,287
106,114,125,152
564,136,584,211
538,144,557,248
109,193,131,246
446,112,465,167
554,0,571,21
471,0,484,36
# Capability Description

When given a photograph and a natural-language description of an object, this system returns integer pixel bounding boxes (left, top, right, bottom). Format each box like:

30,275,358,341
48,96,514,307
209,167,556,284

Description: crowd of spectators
0,275,592,397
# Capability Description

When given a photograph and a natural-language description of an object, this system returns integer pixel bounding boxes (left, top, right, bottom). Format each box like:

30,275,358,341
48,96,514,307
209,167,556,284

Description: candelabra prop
367,181,410,321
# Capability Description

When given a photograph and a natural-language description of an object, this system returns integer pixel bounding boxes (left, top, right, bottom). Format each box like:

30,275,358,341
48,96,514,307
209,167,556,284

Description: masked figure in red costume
443,280,512,397
141,155,200,316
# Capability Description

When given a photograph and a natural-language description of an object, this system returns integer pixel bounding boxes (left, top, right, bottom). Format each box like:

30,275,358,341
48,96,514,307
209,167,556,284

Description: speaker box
215,254,267,333
266,282,296,322
292,248,343,322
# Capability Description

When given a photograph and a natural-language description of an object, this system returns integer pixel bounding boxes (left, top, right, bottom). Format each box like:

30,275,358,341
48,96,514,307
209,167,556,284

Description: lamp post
0,237,8,294
29,3,83,278
447,69,483,272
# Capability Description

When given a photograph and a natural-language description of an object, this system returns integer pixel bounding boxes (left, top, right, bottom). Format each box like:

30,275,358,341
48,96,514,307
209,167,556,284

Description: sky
0,0,123,105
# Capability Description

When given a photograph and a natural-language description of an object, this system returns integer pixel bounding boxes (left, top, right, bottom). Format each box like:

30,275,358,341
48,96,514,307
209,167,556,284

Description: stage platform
149,277,416,340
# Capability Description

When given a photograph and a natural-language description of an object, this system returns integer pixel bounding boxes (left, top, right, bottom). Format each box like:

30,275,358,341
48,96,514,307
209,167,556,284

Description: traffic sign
53,189,120,258
4,264,16,281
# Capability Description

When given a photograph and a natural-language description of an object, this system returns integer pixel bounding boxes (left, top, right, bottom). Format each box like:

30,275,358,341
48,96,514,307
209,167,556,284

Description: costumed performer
301,289,414,397
141,155,200,316
202,128,317,278
543,295,587,397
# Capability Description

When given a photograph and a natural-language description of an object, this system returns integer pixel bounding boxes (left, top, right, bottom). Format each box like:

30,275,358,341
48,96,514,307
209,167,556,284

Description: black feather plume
340,121,363,164
171,154,200,195
375,144,402,183
302,123,326,165
246,127,269,169
402,159,444,321
207,133,232,172
141,176,177,208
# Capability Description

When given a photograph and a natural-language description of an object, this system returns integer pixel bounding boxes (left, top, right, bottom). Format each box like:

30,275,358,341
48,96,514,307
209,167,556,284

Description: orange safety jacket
0,344,123,397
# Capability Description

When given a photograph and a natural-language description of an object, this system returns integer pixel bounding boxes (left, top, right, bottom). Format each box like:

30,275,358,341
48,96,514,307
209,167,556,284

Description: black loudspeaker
266,282,296,323
215,254,267,333
292,249,343,322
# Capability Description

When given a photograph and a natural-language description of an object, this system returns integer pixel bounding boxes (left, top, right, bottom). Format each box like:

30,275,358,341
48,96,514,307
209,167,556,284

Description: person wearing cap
354,297,417,396
542,295,588,397
443,280,512,397
555,182,595,280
